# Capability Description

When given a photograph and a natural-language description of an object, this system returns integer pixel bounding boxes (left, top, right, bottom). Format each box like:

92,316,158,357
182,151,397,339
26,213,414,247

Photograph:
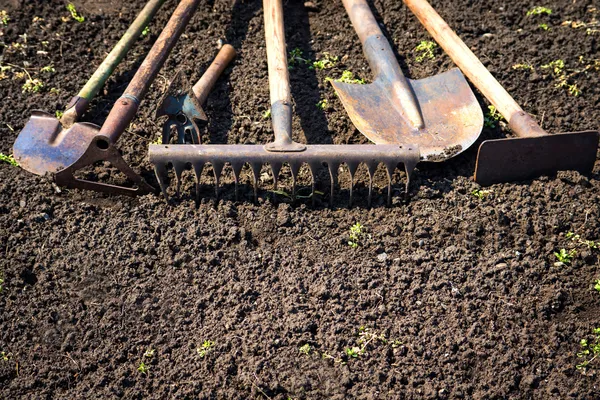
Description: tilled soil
1,0,600,398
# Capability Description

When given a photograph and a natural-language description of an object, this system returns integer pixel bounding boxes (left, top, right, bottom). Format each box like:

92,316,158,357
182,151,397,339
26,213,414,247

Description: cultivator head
149,143,420,206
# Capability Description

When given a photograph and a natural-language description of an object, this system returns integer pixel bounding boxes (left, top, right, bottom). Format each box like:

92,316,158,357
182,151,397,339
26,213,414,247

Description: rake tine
271,162,282,193
232,162,243,201
290,162,301,198
162,120,174,144
347,161,359,207
212,161,224,198
192,162,204,203
173,162,186,197
328,161,339,207
154,163,170,200
308,161,321,206
251,162,261,203
366,162,378,207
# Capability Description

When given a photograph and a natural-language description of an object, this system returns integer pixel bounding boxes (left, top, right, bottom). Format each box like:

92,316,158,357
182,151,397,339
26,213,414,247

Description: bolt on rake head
149,144,420,207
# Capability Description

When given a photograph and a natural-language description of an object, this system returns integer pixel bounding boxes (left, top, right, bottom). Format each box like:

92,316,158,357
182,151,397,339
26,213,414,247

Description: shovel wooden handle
192,44,237,105
403,0,546,138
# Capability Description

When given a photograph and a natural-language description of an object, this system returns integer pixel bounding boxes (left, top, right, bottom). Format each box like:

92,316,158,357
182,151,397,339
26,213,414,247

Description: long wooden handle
341,0,384,43
264,0,290,105
192,44,237,105
404,0,546,137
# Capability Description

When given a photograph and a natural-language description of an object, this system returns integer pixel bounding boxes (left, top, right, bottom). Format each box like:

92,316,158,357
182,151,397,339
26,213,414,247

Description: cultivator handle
403,0,546,138
192,44,237,105
61,0,166,128
99,0,201,144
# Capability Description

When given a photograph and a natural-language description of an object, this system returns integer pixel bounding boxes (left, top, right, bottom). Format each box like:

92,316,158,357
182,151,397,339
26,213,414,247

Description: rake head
149,144,420,206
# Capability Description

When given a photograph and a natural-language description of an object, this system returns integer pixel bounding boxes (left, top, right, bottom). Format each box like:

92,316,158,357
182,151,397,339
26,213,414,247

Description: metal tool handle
263,0,304,151
99,0,201,144
403,0,546,138
341,0,423,129
60,0,166,127
192,44,237,105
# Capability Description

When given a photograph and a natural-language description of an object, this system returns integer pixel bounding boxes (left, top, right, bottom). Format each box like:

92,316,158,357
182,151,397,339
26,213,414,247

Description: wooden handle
192,44,237,105
404,0,546,137
341,0,384,43
263,0,290,105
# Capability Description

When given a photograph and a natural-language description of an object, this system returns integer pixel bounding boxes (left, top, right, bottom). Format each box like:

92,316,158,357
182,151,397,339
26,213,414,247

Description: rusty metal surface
474,131,599,186
149,143,420,206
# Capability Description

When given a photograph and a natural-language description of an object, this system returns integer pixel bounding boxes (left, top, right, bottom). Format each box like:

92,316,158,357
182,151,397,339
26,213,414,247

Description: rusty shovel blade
332,68,483,161
474,131,599,186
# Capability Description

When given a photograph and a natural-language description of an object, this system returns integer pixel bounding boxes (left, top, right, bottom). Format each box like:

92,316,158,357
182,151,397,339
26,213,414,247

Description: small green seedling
144,348,155,358
414,40,436,62
0,153,18,167
66,3,85,23
542,59,565,76
142,26,150,36
348,222,366,248
288,48,308,68
262,109,271,119
512,63,534,71
576,327,600,374
197,340,214,358
49,88,60,95
554,248,576,264
137,362,149,374
299,344,311,355
471,188,492,199
484,105,504,128
326,70,366,85
0,10,9,25
22,78,43,93
527,6,552,16
345,347,361,358
316,99,328,110
0,273,4,293
539,23,550,30
311,52,338,70
55,110,64,119
40,65,55,73
1,351,10,361
594,279,600,293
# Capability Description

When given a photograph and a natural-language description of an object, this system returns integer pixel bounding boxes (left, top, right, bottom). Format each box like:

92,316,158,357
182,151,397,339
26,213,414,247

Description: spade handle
404,0,546,137
192,44,237,105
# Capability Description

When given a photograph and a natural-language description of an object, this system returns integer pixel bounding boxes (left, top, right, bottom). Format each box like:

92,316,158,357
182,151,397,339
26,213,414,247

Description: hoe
13,0,201,196
149,0,483,206
404,0,598,185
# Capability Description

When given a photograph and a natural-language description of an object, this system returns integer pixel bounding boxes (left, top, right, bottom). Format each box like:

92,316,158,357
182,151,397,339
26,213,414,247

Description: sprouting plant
0,10,9,25
594,279,600,293
512,63,534,71
326,70,366,85
197,340,214,358
22,78,44,93
576,327,600,374
542,59,565,75
55,110,64,119
471,188,492,199
137,362,149,374
484,105,504,128
527,6,552,16
345,347,360,358
143,348,155,358
391,339,402,348
262,109,271,119
142,26,150,36
0,153,18,167
49,88,60,95
414,40,436,62
40,65,55,73
299,344,311,355
0,65,11,81
539,23,550,30
311,52,338,70
316,98,328,110
1,351,10,361
66,3,85,23
566,231,600,249
554,248,576,264
348,222,366,248
0,272,4,293
288,48,308,68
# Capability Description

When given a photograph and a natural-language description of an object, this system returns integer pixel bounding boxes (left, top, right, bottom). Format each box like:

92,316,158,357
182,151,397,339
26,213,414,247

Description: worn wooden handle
341,0,384,44
404,0,546,137
263,0,290,105
192,44,237,105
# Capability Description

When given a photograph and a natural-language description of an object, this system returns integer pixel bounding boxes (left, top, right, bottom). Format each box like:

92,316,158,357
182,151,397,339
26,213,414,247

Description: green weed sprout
262,109,271,119
288,48,308,68
0,272,4,293
326,70,366,85
471,188,492,200
40,65,55,73
594,279,600,293
0,153,18,167
512,63,534,71
316,99,328,110
542,59,565,75
0,10,9,25
1,351,10,361
144,348,155,358
484,105,504,128
197,340,214,358
345,347,360,358
22,78,43,93
554,248,576,264
539,23,550,30
414,40,436,62
137,362,149,374
67,3,85,23
311,53,338,70
348,222,365,248
299,344,311,355
142,26,150,36
55,110,64,119
527,7,552,16
576,327,600,374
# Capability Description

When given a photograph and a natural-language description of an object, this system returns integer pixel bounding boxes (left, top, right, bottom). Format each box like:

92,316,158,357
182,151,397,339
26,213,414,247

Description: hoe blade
332,68,483,161
13,111,97,175
474,131,599,186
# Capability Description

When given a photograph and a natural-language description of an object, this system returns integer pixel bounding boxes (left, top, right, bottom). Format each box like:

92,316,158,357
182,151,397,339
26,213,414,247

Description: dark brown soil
1,0,600,398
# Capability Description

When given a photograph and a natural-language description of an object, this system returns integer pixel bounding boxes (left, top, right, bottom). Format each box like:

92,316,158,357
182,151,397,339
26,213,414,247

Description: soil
1,0,600,398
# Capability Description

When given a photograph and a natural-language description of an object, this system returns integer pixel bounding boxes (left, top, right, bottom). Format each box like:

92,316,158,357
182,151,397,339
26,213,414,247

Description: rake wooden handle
403,0,546,138
192,44,237,105
264,0,291,106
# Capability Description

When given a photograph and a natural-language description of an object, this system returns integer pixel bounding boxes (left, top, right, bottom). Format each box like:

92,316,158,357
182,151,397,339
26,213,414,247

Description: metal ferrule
264,100,306,152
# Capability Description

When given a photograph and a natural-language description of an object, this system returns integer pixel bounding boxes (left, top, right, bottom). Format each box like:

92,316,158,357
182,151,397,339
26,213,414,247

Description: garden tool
404,0,598,185
13,0,201,196
156,44,236,145
331,0,483,162
149,0,420,207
